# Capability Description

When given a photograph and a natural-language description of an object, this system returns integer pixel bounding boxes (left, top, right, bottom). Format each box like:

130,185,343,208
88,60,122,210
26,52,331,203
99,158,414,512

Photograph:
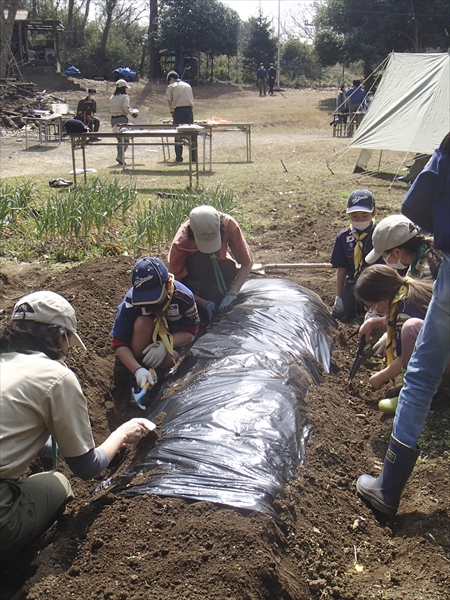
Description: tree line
1,0,448,84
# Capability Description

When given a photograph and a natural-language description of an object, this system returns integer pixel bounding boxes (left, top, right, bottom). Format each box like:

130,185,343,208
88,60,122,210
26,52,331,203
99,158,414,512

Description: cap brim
69,331,87,351
194,235,221,254
132,284,167,306
365,248,382,264
347,206,374,213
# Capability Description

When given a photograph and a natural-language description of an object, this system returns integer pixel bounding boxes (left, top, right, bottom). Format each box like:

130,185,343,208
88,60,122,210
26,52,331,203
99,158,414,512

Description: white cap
189,206,221,254
12,291,86,349
365,215,420,264
116,79,130,88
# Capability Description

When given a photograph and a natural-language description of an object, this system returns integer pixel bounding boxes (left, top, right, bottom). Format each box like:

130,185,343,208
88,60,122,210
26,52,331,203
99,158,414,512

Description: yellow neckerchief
352,224,371,275
385,283,409,365
152,275,175,356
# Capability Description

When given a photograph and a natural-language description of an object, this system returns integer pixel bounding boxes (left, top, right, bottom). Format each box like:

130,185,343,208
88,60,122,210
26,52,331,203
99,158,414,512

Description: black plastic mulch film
113,279,336,516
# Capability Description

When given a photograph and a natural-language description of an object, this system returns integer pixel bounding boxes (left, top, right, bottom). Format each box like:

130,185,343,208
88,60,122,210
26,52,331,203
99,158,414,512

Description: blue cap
131,257,169,305
346,189,375,213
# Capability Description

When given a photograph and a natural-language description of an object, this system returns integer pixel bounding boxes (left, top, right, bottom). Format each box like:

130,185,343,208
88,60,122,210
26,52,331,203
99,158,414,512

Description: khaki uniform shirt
110,94,133,118
0,352,95,480
164,80,195,109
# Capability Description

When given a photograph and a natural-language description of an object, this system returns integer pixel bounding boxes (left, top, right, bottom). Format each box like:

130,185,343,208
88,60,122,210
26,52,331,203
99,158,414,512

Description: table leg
71,138,77,185
195,135,199,186
209,130,212,171
202,133,205,172
81,141,87,183
188,137,192,188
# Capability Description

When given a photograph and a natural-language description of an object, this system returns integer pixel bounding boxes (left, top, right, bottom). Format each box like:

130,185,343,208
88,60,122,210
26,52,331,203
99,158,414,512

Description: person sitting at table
168,205,253,321
336,83,349,124
361,91,374,112
76,88,101,139
346,80,365,113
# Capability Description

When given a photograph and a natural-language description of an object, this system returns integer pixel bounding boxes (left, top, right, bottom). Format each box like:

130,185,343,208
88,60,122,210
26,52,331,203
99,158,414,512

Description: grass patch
0,178,240,263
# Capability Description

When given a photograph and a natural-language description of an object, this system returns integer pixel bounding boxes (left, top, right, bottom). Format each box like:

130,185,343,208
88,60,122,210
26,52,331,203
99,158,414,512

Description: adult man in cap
76,88,100,138
112,257,199,386
0,291,151,560
164,70,195,163
168,206,253,321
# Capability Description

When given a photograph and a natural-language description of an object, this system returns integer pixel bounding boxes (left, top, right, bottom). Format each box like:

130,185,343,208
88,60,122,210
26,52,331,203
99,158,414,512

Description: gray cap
365,215,420,264
12,290,86,349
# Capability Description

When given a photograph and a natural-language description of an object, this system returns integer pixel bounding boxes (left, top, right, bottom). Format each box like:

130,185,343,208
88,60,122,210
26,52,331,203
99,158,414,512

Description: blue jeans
393,252,450,448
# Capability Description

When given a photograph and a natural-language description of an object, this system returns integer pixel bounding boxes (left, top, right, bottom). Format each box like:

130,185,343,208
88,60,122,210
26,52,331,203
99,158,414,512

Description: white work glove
142,340,167,368
134,367,155,390
373,332,388,356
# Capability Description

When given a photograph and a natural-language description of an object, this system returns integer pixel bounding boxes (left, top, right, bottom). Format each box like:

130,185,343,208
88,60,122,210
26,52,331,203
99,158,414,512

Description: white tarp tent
349,52,450,156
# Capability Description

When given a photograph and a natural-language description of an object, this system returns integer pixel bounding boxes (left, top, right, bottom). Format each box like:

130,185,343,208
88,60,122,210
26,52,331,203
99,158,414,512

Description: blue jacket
402,146,450,254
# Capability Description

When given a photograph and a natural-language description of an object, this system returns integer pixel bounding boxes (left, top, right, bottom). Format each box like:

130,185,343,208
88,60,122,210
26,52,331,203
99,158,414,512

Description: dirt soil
1,81,449,600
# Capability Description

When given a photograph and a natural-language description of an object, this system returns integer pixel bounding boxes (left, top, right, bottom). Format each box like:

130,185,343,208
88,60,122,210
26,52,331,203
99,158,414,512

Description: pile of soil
1,83,449,600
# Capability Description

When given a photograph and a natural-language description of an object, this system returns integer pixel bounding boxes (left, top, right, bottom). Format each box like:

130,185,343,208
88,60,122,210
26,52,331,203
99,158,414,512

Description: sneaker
116,158,126,166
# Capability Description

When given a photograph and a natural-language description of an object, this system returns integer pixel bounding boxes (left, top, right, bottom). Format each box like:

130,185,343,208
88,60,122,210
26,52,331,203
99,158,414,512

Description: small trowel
132,382,150,410
348,335,366,382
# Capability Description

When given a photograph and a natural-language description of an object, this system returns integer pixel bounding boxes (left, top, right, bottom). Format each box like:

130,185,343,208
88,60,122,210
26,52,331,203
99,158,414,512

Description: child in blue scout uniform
354,265,433,413
330,189,381,322
112,257,199,390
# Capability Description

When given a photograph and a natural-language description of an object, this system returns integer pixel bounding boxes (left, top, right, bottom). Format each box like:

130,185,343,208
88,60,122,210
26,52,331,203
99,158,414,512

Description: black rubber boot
356,435,420,516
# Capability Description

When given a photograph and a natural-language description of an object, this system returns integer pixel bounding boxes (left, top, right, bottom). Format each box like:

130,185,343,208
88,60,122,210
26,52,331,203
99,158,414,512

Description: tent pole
378,150,383,171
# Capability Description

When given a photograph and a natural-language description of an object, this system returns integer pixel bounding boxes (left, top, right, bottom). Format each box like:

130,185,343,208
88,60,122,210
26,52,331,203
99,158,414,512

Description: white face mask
383,255,408,270
352,220,372,231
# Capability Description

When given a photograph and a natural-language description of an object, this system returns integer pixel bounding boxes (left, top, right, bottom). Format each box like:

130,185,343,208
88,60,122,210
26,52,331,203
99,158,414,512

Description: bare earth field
1,81,449,600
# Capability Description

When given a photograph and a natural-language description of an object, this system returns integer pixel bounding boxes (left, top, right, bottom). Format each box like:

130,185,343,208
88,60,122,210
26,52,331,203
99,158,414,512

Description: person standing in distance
110,78,138,166
164,70,196,164
267,63,276,95
257,63,267,96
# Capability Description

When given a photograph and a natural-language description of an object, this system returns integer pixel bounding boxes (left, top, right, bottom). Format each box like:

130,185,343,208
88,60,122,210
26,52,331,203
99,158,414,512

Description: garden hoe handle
348,335,366,382
132,382,150,410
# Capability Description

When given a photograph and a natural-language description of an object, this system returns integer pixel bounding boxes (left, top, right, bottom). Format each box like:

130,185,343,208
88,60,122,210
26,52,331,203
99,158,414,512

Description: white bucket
51,103,69,115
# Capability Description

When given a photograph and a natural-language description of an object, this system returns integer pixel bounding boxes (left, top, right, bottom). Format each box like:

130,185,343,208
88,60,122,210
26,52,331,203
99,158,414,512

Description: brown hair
0,321,66,359
354,265,433,313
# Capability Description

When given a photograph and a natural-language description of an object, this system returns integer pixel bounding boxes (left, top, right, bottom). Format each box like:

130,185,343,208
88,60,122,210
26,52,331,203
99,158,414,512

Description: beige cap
115,79,130,88
12,291,86,349
189,206,221,254
365,215,420,264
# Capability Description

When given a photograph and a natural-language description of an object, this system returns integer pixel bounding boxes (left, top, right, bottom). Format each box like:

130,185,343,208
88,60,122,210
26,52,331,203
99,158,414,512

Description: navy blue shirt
346,86,365,107
112,281,199,348
331,223,378,278
394,297,427,357
402,146,450,254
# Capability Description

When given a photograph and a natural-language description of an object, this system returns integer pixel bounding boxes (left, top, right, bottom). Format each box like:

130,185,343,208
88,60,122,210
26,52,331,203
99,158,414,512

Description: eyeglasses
363,299,387,313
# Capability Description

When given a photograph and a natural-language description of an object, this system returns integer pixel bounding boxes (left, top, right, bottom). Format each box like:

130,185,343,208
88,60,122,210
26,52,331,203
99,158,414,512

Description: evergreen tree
242,6,277,81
